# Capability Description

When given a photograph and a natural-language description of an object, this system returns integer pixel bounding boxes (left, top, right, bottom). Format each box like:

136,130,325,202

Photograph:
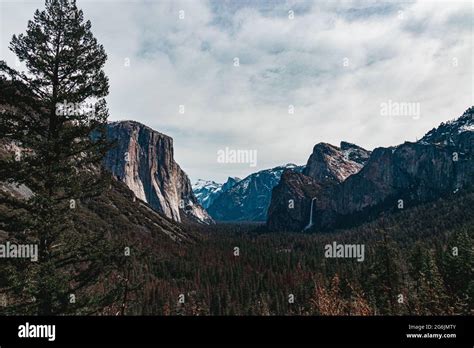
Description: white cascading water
304,197,317,231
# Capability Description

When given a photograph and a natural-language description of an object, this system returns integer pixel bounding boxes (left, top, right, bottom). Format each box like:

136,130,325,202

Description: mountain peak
193,179,220,190
419,106,474,145
304,141,370,183
282,163,300,169
267,106,474,232
340,141,366,151
107,120,172,140
222,176,241,191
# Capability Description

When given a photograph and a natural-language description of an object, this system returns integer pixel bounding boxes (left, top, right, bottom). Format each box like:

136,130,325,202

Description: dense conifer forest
109,189,473,316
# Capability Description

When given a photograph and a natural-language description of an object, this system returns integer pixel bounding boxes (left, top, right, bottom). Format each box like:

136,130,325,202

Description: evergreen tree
408,242,448,314
442,228,474,313
0,0,119,315
366,233,403,315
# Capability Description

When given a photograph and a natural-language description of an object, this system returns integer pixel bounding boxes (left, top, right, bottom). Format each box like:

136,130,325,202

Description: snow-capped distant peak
458,123,474,133
419,107,473,145
192,179,221,191
283,163,297,168
192,179,224,209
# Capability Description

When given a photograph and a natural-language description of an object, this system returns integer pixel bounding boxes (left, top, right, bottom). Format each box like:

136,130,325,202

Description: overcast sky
1,0,472,183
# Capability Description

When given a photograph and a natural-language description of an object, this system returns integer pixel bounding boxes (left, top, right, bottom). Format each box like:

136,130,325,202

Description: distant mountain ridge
192,176,241,210
193,141,371,223
267,107,474,232
419,106,474,146
104,107,473,228
192,179,223,209
195,164,303,222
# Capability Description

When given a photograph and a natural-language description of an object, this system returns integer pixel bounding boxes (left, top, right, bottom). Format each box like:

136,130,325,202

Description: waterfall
304,197,317,231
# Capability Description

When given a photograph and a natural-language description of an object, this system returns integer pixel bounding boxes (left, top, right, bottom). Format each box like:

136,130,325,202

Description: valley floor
126,190,474,316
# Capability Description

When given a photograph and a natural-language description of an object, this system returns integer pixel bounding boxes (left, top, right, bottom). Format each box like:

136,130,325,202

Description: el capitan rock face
104,120,213,224
267,108,474,232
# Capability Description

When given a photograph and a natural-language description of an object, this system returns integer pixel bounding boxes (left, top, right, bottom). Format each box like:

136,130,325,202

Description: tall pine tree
442,228,473,314
408,242,448,314
0,0,120,315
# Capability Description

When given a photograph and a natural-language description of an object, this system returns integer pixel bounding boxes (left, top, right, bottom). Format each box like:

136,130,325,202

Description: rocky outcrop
340,141,372,165
267,142,370,231
419,107,474,149
267,107,474,231
266,170,326,231
206,164,303,221
320,140,471,221
104,121,213,224
303,142,370,184
222,177,241,192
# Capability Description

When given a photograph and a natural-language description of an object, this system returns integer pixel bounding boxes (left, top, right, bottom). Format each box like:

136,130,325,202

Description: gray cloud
1,0,472,182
